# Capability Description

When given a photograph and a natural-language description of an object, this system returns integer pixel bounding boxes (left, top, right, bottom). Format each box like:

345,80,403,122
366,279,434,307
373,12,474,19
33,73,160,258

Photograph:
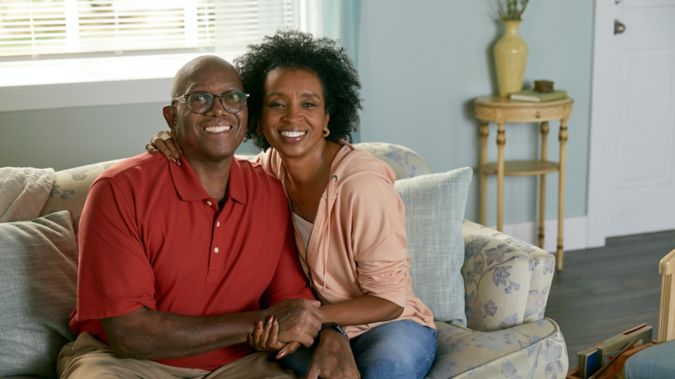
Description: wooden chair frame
658,249,675,342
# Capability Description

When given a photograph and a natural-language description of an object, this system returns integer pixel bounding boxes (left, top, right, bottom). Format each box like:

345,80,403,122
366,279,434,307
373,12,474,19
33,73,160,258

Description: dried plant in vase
493,0,530,97
497,0,529,21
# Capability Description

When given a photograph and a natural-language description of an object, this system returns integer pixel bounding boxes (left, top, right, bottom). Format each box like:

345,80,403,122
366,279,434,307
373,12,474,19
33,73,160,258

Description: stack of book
575,323,653,379
509,89,567,102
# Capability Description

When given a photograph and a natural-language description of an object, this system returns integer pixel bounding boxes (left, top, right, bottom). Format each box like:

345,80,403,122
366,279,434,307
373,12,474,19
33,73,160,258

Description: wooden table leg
557,121,569,271
479,123,489,226
539,121,549,249
497,122,506,231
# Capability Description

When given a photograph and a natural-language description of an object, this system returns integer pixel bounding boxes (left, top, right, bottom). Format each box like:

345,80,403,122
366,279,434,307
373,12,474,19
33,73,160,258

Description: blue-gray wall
358,0,593,224
0,0,593,226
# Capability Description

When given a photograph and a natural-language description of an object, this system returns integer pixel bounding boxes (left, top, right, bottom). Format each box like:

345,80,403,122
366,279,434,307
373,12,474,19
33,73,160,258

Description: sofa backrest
39,142,432,230
40,160,119,231
353,142,432,180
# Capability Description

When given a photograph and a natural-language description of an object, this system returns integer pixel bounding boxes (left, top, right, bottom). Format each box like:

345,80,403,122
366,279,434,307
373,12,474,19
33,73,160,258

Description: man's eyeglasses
173,90,249,114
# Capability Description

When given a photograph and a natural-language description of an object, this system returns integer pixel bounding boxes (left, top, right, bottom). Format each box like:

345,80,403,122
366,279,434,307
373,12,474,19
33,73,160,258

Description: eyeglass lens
186,91,247,114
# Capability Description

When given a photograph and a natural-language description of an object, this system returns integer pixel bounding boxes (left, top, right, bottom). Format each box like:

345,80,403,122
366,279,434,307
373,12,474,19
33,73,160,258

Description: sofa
0,142,568,378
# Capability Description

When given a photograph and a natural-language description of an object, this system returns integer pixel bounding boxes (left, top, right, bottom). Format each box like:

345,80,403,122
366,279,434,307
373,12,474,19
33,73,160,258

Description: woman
149,30,437,379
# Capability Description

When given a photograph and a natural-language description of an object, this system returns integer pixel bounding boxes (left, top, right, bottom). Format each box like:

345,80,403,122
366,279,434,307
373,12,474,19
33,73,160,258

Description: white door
588,0,675,245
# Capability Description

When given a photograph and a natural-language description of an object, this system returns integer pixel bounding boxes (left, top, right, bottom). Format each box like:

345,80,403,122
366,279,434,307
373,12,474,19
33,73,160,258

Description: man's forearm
103,306,265,360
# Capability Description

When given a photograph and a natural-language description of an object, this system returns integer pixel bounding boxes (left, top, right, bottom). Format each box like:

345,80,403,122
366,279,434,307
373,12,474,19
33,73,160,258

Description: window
0,0,320,60
0,0,324,111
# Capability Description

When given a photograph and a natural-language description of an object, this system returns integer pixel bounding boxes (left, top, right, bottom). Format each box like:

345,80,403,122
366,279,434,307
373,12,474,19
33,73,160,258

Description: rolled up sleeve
341,175,410,308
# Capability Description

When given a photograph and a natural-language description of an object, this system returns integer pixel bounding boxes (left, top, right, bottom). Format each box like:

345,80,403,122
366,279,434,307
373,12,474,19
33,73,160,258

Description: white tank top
292,212,313,250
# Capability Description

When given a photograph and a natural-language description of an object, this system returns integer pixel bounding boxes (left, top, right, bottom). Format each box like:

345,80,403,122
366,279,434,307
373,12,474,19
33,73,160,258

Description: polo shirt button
216,221,221,227
214,247,220,254
206,200,213,206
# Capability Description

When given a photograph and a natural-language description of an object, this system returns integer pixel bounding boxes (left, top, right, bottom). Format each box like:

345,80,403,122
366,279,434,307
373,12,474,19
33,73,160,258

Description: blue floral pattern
428,319,567,378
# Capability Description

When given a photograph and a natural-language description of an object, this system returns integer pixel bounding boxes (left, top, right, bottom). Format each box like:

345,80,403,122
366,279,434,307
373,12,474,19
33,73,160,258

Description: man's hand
306,329,360,379
266,299,322,347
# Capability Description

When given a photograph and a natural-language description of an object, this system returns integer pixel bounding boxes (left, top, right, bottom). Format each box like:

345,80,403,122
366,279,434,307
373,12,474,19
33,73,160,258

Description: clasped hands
251,298,321,358
249,299,359,379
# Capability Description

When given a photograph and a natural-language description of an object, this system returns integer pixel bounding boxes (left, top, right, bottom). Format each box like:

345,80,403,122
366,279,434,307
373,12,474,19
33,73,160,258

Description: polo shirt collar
169,157,247,205
228,159,247,205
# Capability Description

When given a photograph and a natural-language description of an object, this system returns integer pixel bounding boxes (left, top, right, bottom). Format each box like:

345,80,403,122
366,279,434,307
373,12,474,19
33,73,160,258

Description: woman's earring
322,127,330,137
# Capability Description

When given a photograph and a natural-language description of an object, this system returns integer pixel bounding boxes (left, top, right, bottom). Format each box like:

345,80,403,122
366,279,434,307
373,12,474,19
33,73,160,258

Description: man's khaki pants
57,333,297,379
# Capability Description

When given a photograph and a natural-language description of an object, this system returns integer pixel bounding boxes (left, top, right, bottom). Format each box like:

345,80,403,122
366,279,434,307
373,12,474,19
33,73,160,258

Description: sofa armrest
461,221,555,331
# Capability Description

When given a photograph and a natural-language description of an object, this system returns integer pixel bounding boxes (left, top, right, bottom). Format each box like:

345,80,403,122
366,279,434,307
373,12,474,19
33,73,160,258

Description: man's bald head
162,54,248,167
171,55,238,99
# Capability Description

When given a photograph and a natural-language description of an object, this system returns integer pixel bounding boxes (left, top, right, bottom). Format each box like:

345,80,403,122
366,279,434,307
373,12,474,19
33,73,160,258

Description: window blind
0,0,306,59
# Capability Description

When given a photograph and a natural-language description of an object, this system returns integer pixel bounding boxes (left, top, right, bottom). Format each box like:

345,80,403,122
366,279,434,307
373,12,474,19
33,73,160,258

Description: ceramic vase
494,20,528,98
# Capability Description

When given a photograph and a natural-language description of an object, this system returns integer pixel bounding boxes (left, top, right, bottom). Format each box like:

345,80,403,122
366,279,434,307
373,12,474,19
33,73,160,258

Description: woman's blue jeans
281,319,438,379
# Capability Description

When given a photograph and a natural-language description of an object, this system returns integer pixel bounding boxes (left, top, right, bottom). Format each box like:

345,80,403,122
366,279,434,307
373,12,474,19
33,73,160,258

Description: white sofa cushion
0,210,77,377
428,318,567,378
395,167,472,325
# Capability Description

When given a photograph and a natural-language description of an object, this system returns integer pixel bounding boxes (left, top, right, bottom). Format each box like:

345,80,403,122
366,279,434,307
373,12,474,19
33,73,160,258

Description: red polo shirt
70,153,313,370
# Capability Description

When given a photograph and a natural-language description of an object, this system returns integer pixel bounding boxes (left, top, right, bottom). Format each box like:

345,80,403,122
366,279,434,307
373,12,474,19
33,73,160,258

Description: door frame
587,0,615,248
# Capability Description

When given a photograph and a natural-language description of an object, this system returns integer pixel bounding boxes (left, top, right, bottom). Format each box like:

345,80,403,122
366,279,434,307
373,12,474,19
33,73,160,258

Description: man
58,56,358,379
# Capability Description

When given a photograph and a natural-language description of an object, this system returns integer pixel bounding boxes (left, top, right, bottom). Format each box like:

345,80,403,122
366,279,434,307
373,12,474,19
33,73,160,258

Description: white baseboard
490,216,589,252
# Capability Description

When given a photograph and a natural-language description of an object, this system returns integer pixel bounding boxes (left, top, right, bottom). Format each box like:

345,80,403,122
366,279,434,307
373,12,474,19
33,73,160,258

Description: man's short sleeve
76,177,156,322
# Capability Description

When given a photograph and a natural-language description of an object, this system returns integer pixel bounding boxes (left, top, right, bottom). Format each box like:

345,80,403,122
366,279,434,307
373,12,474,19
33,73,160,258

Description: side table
473,96,573,271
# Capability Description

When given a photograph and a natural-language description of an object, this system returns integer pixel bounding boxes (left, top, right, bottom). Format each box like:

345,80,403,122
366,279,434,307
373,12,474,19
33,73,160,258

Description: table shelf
481,160,560,176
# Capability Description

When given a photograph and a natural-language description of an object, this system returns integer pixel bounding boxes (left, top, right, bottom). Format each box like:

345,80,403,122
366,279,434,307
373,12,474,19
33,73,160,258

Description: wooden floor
545,229,675,371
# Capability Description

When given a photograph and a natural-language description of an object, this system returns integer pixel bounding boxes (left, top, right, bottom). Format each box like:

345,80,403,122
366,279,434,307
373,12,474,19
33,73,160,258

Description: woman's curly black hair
234,30,362,150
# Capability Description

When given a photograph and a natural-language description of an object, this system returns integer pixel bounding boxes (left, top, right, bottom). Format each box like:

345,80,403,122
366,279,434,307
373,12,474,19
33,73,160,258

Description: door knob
614,19,626,35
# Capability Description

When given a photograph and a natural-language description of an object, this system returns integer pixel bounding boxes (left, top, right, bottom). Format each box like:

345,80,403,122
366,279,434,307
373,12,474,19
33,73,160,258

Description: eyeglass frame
172,90,250,114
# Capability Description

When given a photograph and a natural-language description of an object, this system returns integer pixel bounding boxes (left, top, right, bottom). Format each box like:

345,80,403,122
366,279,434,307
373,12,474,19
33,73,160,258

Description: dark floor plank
545,229,675,371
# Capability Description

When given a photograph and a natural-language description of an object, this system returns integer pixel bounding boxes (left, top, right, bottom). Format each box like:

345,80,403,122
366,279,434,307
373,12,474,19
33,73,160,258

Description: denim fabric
624,340,675,379
282,320,437,379
351,320,437,379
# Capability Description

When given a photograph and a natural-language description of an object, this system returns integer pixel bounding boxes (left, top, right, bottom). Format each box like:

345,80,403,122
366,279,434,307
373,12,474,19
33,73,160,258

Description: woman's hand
247,317,302,358
248,316,284,352
146,130,183,165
